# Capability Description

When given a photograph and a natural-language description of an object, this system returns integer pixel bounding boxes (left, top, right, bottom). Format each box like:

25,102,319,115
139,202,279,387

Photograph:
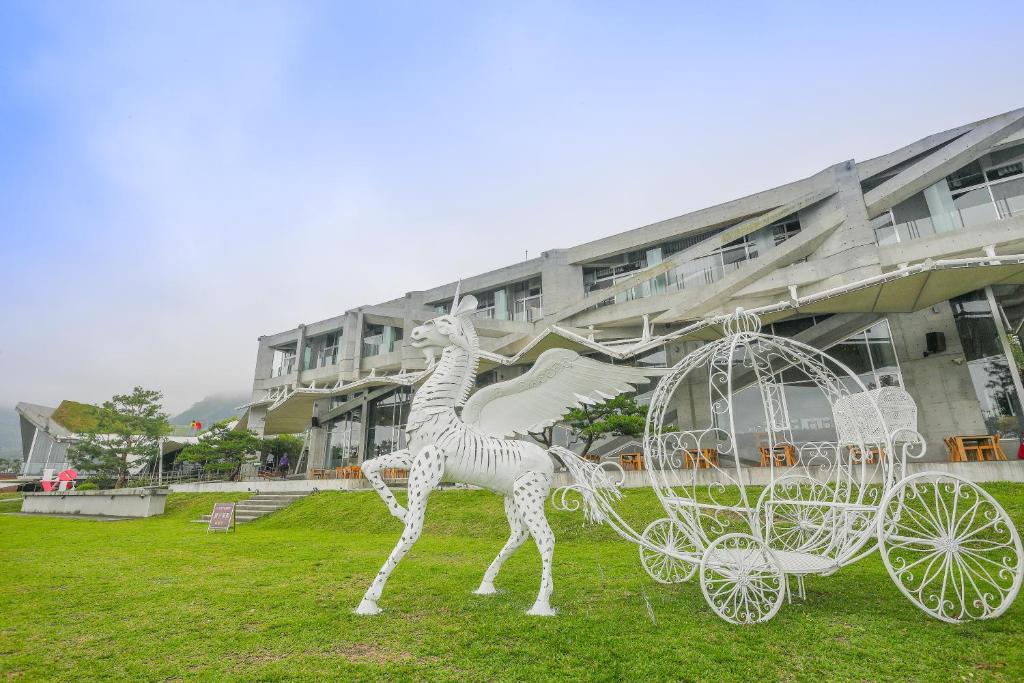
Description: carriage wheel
756,474,836,554
639,518,697,584
700,533,785,624
878,473,1023,623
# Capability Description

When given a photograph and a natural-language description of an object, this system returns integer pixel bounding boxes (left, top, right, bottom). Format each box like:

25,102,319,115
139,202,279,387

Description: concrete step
192,492,309,525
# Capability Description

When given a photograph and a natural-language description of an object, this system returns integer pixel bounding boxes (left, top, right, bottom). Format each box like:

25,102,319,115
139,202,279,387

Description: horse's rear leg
361,449,413,521
474,496,528,595
513,471,556,616
356,446,444,616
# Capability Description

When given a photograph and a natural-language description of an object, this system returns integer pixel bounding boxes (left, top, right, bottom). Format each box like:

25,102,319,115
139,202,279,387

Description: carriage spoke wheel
639,518,697,584
878,473,1023,623
700,533,785,624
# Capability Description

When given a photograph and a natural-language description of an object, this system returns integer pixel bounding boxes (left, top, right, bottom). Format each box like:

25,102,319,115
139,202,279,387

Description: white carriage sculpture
557,310,1023,625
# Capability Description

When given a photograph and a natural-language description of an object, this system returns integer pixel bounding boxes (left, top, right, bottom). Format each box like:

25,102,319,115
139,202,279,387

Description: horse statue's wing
461,348,656,438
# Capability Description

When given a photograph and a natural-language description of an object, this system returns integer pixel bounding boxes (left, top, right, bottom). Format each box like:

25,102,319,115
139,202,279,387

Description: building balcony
875,173,1024,246
271,358,296,378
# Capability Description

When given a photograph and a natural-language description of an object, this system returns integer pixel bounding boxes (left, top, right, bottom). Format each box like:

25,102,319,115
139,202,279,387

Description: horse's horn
451,279,462,311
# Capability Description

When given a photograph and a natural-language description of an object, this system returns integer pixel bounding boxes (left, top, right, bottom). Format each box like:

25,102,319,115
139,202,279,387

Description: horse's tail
548,446,624,524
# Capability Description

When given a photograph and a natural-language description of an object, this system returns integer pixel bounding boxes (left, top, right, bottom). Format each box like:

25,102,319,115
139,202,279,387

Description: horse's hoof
354,599,382,616
473,583,498,596
526,602,557,617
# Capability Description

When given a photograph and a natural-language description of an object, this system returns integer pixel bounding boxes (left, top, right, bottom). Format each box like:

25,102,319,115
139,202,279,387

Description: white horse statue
357,290,651,616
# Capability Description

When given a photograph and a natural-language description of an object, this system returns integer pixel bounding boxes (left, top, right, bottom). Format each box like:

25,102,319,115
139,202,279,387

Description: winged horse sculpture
356,289,654,616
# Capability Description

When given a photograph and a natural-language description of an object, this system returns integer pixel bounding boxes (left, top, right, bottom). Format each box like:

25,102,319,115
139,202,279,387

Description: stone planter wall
21,487,169,517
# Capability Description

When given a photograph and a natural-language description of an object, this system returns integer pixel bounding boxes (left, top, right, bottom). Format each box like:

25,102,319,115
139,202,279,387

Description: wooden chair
684,448,718,469
337,466,363,479
849,447,885,465
619,453,645,471
944,437,967,462
758,444,796,467
990,433,1009,461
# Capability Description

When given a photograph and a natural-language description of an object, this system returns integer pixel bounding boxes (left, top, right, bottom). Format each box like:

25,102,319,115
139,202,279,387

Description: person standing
278,452,290,476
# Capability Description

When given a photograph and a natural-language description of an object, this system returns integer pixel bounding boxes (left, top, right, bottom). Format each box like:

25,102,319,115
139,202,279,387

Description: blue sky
1,0,1022,413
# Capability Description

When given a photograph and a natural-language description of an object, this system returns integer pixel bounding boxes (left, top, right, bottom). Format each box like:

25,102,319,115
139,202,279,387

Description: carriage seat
833,387,919,445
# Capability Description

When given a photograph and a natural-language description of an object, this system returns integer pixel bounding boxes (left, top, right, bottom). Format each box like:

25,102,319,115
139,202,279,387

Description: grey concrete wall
306,422,328,471
550,459,1024,489
665,340,712,432
888,306,989,460
169,479,367,493
540,249,584,315
167,460,1024,493
22,488,169,517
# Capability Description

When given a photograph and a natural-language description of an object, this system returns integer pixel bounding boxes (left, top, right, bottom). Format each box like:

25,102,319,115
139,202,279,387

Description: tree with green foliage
68,387,171,488
263,433,303,468
529,394,650,456
178,419,263,481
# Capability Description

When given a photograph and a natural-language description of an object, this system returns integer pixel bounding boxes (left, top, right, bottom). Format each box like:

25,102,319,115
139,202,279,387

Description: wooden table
759,444,797,467
684,448,718,469
946,435,1008,462
619,453,645,471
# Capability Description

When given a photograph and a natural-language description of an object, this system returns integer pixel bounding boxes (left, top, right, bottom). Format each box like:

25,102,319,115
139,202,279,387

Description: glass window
581,217,798,307
987,143,1024,169
512,277,543,322
721,320,901,461
635,345,668,368
365,389,411,460
771,217,801,245
992,177,1024,219
326,409,361,468
966,357,1023,438
946,160,986,191
271,346,297,377
951,291,1003,361
362,324,384,357
361,325,401,356
475,368,499,388
951,289,1024,440
770,316,816,338
824,333,874,379
951,187,999,227
987,161,1023,182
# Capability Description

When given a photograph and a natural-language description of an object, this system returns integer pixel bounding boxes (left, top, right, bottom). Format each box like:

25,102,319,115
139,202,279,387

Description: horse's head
410,294,478,364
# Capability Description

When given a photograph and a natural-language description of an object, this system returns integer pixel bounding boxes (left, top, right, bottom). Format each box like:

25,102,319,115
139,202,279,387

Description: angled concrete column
294,324,307,385
540,249,584,318
338,311,362,382
809,161,883,287
402,291,429,370
306,419,328,473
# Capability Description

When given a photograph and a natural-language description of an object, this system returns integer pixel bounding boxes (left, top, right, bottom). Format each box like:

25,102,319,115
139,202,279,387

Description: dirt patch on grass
230,644,437,669
330,642,438,665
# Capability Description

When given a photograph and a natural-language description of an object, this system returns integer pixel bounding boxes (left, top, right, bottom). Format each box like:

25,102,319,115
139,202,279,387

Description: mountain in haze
170,392,250,427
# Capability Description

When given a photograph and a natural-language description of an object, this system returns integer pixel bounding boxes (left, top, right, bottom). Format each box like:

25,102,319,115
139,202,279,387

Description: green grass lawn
2,485,1024,682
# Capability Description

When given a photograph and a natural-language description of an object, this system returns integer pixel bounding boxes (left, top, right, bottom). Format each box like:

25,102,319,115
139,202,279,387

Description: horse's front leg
361,449,414,521
355,446,445,615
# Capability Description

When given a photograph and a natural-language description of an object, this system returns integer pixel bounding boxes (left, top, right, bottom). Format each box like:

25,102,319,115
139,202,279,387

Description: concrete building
15,400,199,478
241,108,1024,475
